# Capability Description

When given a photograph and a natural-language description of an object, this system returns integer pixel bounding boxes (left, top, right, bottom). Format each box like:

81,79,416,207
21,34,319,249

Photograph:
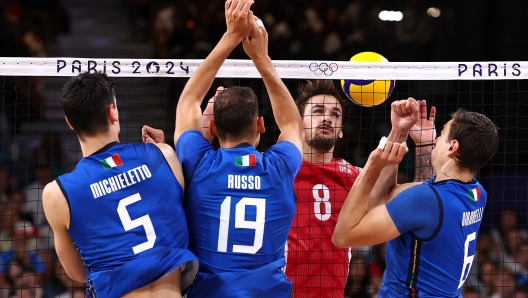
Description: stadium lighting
378,10,403,21
427,7,441,17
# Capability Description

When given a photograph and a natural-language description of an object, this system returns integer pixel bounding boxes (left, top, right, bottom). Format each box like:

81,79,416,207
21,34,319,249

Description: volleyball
341,52,395,107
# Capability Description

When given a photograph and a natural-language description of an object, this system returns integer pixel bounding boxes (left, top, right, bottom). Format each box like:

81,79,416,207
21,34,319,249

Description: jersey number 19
217,196,266,254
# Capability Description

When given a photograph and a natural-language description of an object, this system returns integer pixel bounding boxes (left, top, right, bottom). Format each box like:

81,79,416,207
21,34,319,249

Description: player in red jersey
285,80,436,298
285,80,357,298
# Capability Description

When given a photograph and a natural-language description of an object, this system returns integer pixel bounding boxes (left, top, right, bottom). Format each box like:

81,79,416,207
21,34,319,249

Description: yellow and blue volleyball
341,52,395,107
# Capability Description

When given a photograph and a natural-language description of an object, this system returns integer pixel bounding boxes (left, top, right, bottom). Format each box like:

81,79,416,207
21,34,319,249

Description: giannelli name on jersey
461,207,484,227
90,165,152,199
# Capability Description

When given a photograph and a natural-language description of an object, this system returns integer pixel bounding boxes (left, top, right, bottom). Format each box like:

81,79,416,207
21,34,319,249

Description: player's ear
447,139,459,158
108,104,118,123
64,116,74,131
209,120,218,137
257,116,265,134
338,129,343,139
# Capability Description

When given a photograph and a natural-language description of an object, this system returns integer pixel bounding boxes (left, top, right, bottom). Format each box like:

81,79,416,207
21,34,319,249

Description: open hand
410,100,436,145
242,15,268,60
225,0,254,42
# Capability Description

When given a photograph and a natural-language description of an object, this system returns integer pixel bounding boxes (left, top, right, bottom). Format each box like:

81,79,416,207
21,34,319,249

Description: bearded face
307,130,337,151
302,95,343,152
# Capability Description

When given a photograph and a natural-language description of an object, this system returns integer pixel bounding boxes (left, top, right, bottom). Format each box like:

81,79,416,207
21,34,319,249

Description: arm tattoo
414,149,433,182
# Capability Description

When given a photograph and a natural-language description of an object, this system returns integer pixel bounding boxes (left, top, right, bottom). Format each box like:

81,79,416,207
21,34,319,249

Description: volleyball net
0,58,527,296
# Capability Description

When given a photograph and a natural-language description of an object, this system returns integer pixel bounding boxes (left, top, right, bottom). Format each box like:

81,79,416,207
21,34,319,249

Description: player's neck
218,134,258,149
434,162,473,183
303,145,334,163
219,138,256,149
79,134,120,157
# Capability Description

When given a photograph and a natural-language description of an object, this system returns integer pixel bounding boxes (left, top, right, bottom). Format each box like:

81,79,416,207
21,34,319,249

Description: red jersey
286,158,359,298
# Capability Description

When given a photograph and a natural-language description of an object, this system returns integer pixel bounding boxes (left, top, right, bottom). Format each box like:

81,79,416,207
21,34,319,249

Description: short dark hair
449,109,499,173
295,80,347,117
213,86,259,139
60,72,116,138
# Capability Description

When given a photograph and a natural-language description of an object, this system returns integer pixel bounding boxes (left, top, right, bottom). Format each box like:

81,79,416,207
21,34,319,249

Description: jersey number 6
458,232,476,289
217,196,266,254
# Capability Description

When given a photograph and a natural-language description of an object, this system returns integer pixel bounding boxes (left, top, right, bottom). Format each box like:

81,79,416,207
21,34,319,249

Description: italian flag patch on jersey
100,154,123,170
467,187,481,202
235,154,256,166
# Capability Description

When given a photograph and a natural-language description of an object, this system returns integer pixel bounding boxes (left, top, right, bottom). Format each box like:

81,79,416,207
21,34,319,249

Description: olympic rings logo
309,62,339,76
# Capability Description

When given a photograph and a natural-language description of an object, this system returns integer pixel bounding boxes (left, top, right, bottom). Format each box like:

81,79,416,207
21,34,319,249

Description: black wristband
415,143,434,147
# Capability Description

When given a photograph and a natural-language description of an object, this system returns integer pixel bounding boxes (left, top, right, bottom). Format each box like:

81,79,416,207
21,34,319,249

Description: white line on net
0,57,526,80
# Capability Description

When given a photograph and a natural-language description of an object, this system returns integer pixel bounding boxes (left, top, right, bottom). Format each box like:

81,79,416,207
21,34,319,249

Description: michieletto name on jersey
89,164,152,199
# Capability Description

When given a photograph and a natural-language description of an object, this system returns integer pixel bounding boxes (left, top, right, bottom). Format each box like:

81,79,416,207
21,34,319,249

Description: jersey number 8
313,184,331,221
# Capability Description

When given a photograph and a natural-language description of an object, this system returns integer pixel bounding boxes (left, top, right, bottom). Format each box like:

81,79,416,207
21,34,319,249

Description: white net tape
0,57,526,80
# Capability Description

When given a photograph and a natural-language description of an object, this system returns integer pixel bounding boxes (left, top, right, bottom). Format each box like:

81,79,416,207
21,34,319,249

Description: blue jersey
176,130,302,298
57,142,197,298
381,177,487,298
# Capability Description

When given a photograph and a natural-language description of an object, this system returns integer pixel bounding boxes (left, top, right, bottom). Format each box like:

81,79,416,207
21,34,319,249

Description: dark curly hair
295,80,347,117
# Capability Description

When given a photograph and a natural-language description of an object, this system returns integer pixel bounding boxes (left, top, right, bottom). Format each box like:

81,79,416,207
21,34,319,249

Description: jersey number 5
217,196,266,254
117,193,157,254
313,184,331,221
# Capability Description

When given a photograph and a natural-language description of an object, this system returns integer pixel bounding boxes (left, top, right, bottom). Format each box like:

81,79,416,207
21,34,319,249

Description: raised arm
410,100,436,181
42,182,85,282
201,87,224,143
367,98,419,210
333,141,408,248
141,88,223,145
174,0,254,146
241,17,304,153
154,143,185,190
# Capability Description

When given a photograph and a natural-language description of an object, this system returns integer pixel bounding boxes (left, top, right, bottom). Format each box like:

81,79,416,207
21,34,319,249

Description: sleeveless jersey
380,178,487,298
179,136,301,298
57,142,197,298
286,158,358,298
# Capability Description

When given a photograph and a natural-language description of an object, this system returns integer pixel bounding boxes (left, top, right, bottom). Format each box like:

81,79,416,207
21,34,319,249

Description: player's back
287,159,358,298
57,142,197,297
184,142,300,298
380,178,486,298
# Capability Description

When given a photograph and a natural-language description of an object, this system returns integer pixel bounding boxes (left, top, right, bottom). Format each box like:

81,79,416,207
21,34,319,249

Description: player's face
431,120,452,169
302,95,343,151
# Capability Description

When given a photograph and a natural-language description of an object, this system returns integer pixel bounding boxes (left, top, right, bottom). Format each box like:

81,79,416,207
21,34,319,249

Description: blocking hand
391,97,420,132
225,0,254,42
410,100,436,146
242,15,268,61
